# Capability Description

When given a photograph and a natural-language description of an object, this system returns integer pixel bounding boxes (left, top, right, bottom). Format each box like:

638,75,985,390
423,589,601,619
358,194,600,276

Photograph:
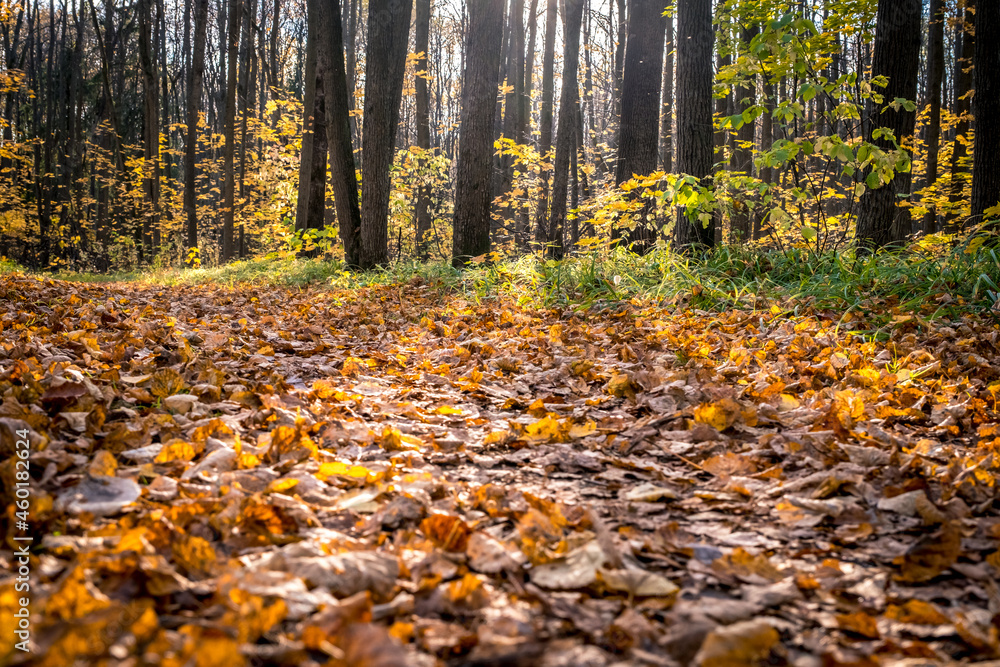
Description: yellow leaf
88,450,118,477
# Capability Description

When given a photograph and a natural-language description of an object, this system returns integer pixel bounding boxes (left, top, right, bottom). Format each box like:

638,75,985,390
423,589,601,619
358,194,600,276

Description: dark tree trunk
515,0,539,248
946,0,975,230
673,0,714,250
221,0,241,261
497,0,524,236
345,0,359,151
610,0,626,151
185,0,209,259
295,1,327,236
659,14,673,173
139,0,161,259
269,0,281,126
414,0,433,259
613,0,666,253
971,0,999,226
921,0,945,234
314,0,362,265
358,0,414,269
533,0,556,246
730,22,759,241
855,0,921,251
547,0,584,259
452,0,506,266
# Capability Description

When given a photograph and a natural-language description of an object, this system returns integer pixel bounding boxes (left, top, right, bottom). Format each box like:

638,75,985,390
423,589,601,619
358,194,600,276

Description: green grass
6,244,999,324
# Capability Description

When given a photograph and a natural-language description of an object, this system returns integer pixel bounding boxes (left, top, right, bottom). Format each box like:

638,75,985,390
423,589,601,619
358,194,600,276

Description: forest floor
2,255,1000,666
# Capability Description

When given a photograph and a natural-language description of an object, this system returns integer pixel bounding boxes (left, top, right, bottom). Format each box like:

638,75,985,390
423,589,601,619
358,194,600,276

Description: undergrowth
4,244,998,323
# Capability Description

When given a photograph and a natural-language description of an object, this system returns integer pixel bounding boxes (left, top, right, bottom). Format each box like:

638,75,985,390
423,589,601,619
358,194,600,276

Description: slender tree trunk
516,0,539,248
547,0,584,259
314,0,362,265
269,0,281,127
358,0,414,269
497,0,524,238
613,0,666,253
921,0,945,234
345,0,359,152
855,0,922,251
139,0,161,259
452,0,506,266
414,0,433,259
659,14,673,172
609,0,626,151
673,0,714,250
221,0,241,261
946,0,975,230
185,0,210,259
970,0,999,226
730,22,759,241
533,0,557,246
295,1,327,236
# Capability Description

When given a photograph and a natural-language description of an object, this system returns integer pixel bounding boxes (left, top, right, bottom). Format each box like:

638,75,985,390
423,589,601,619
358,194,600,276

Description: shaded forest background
0,0,996,272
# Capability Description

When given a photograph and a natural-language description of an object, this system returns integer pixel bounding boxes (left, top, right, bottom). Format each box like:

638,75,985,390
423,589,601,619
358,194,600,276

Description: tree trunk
314,0,362,265
533,0,557,246
139,0,160,260
221,0,241,261
673,0,714,250
730,22,759,241
970,0,999,226
855,0,921,251
614,0,666,253
452,0,506,266
295,1,328,237
921,0,945,234
497,0,524,237
609,0,626,151
515,0,539,248
946,0,975,230
414,0,433,259
547,0,584,259
185,0,209,260
659,14,673,172
358,0,414,269
269,0,281,126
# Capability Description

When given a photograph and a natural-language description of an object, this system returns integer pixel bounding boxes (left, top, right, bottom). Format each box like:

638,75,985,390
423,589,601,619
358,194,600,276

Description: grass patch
12,244,1000,323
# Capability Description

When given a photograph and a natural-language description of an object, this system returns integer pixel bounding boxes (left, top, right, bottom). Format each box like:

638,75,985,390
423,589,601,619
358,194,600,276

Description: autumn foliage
2,267,1000,665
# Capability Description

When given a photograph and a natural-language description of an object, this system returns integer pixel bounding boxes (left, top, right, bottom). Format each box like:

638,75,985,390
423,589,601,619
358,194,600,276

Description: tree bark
497,0,524,236
659,13,673,173
855,0,921,251
921,0,945,233
673,0,714,250
452,0,506,266
221,0,241,261
185,0,210,259
946,0,975,230
295,1,328,237
533,0,557,246
314,0,362,266
139,0,161,259
547,0,584,259
970,0,999,226
515,0,539,248
414,0,433,259
358,0,414,269
730,22,759,241
614,0,666,253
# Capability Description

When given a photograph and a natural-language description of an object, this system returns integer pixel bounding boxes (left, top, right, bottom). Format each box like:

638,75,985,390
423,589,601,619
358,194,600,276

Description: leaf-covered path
2,272,1000,666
